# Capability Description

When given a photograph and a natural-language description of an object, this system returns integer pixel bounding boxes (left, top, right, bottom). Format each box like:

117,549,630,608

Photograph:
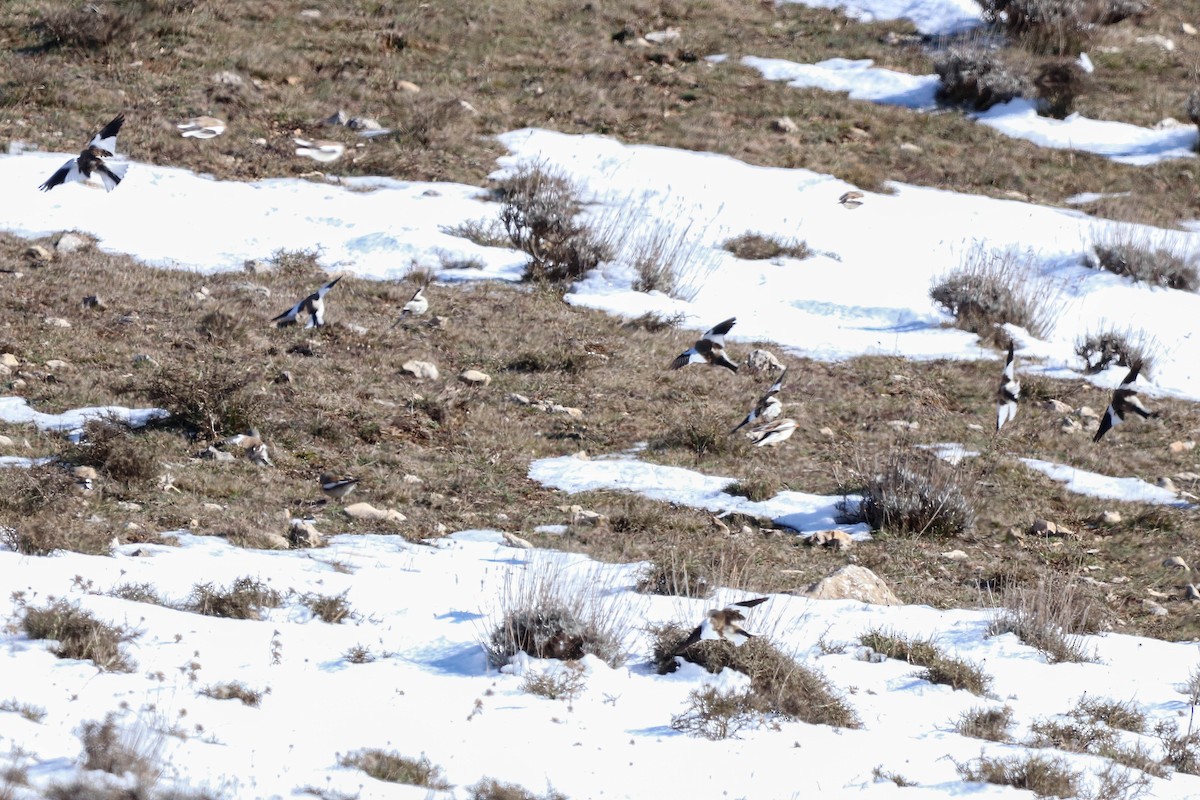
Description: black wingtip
99,113,125,139
711,317,736,336
735,597,769,609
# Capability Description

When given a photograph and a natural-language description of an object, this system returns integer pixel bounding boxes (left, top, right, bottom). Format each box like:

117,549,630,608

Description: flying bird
294,137,345,163
838,190,864,210
732,368,787,433
744,417,797,448
176,116,226,139
1094,365,1158,443
319,472,359,501
996,341,1020,432
673,597,769,655
271,276,342,329
39,113,128,192
670,317,739,372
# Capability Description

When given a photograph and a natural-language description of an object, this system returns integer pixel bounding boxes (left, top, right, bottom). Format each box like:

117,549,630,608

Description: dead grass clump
199,681,264,707
623,311,686,332
1090,239,1199,292
34,2,136,50
977,0,1095,55
635,555,714,599
20,601,137,672
1034,59,1087,119
1187,91,1200,152
955,706,1014,741
65,419,160,491
930,245,1056,344
270,247,325,277
1156,719,1200,775
956,753,1080,798
656,626,859,728
1072,697,1145,733
1,517,111,558
860,629,992,695
521,660,588,701
626,222,713,300
1178,663,1200,705
302,592,353,624
0,699,47,723
108,582,166,606
441,219,511,249
338,750,451,790
853,449,976,538
79,712,163,785
934,47,1030,111
723,476,782,502
1029,716,1165,778
649,416,752,461
139,361,266,439
468,778,567,800
186,577,282,620
1074,328,1151,375
495,165,613,284
485,563,630,668
197,310,245,343
721,232,811,261
670,685,762,740
988,576,1100,663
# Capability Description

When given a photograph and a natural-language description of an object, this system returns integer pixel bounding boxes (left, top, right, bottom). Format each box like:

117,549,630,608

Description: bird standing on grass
744,417,797,448
390,285,429,329
670,317,739,372
39,113,128,192
673,597,769,655
1094,365,1158,442
996,341,1020,432
319,473,359,501
271,276,342,329
732,368,787,433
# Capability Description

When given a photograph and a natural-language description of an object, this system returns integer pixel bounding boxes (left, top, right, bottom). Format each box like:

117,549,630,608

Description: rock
401,360,440,380
561,505,606,526
509,393,531,405
501,531,534,549
199,446,236,462
899,142,923,154
55,232,90,253
1077,406,1099,420
288,519,324,548
0,435,13,448
1183,22,1198,36
132,354,158,368
211,70,245,88
116,501,142,512
1169,440,1195,454
549,403,583,418
0,364,9,377
886,420,919,431
1162,556,1190,571
1096,510,1122,526
1029,519,1076,538
1060,416,1083,434
1042,399,1073,414
459,369,491,386
243,259,273,275
43,317,71,329
397,80,421,93
73,465,98,482
202,502,224,512
743,349,784,375
343,502,406,523
644,27,681,44
24,245,52,263
1142,599,1169,617
818,427,835,438
299,8,321,18
45,359,69,371
258,532,292,550
940,549,970,561
0,353,18,368
402,474,423,484
808,529,854,550
800,565,899,605
771,116,799,134
1175,472,1200,482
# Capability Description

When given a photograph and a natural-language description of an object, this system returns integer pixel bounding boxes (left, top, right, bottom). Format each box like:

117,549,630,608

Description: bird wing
765,367,787,397
38,159,78,191
997,400,1017,432
315,276,342,298
702,317,736,346
672,625,704,655
1118,365,1141,390
95,161,127,192
669,348,699,370
271,297,306,324
1093,405,1120,442
90,113,125,154
1003,342,1016,381
733,597,769,609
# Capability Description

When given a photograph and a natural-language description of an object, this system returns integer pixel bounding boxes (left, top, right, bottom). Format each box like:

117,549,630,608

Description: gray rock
800,565,899,605
55,232,91,253
401,360,440,380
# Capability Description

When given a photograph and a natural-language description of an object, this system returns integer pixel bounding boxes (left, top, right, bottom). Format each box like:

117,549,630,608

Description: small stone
509,393,531,405
1097,510,1122,525
212,70,245,87
0,354,17,368
299,8,321,18
0,435,13,448
1162,556,1190,571
1061,416,1083,434
24,245,52,263
73,466,98,481
899,142,923,154
402,474,423,484
344,502,404,523
1142,599,1169,617
940,549,970,561
202,503,224,512
501,531,534,549
132,354,158,368
643,27,681,44
243,259,273,275
1042,399,1072,414
45,359,69,371
886,420,919,431
397,80,421,93
1077,406,1099,420
116,501,142,512
1183,22,1197,36
459,369,491,386
744,349,784,375
199,446,236,462
1168,440,1195,454
10,378,26,390
818,427,835,438
55,232,90,253
549,404,583,418
43,317,71,329
808,530,854,550
288,519,324,548
1135,34,1174,51
401,360,440,380
771,116,799,134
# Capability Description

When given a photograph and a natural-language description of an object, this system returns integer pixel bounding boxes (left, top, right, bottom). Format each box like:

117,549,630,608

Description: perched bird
176,116,226,139
294,137,345,163
271,276,342,328
39,113,128,192
838,190,864,210
744,417,797,448
1094,365,1158,442
732,368,787,433
222,428,273,466
390,285,429,329
996,341,1020,432
670,317,739,372
673,597,769,655
319,472,359,501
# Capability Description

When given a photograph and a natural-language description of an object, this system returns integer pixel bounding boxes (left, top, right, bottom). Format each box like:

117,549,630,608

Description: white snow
0,397,167,439
1019,457,1189,505
779,0,984,36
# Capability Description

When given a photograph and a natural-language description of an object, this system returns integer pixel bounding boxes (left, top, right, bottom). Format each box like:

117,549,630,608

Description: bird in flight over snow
39,113,128,192
271,276,343,329
838,190,864,210
732,367,787,433
996,341,1020,432
1094,364,1158,443
670,317,739,372
673,597,769,655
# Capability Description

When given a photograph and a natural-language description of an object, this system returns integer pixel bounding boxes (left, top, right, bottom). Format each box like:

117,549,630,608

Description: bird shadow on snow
424,644,490,676
435,609,485,624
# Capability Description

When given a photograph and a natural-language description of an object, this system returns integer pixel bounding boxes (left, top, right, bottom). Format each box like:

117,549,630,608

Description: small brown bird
39,113,128,192
319,472,359,501
838,190,864,210
1094,365,1158,442
996,341,1020,432
670,317,738,372
673,597,769,655
732,368,786,433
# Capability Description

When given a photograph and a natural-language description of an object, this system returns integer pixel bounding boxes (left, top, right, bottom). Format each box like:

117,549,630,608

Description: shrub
988,575,1100,663
79,713,163,785
139,361,266,439
930,245,1056,344
1179,663,1200,706
484,562,630,668
338,750,451,789
65,419,160,491
1188,90,1200,153
955,706,1014,741
468,779,568,800
956,753,1079,797
934,47,1029,110
521,660,588,701
670,685,761,740
108,582,166,605
623,311,686,332
852,449,976,537
1090,238,1199,292
1028,717,1164,777
1071,697,1145,733
976,0,1095,55
1156,719,1200,775
626,221,717,301
723,476,782,502
1074,328,1151,375
860,629,992,695
186,577,282,620
495,165,613,284
1,516,114,558
270,246,325,276
721,232,811,261
636,556,714,599
1033,59,1087,119
35,2,136,50
20,601,137,672
441,219,511,248
302,592,353,624
0,699,47,723
199,681,265,707
649,415,752,460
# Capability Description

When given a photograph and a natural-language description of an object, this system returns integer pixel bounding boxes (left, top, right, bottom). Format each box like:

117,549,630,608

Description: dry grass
80,712,164,787
199,681,265,707
955,705,1015,741
0,699,47,723
521,660,588,702
468,779,568,800
930,244,1058,345
721,233,812,262
301,591,354,624
988,575,1100,663
860,628,992,695
186,577,282,620
850,447,977,538
1075,328,1154,375
670,685,763,740
956,753,1080,798
19,600,138,672
338,750,451,790
1090,235,1199,292
934,46,1030,111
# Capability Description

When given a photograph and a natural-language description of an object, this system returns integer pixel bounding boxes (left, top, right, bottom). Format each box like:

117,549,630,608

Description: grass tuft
670,685,762,740
721,232,811,261
956,753,1080,798
20,601,137,672
988,575,1100,663
934,47,1029,110
852,448,976,538
955,705,1014,741
186,577,282,620
468,778,568,800
1090,236,1199,292
861,629,992,695
338,749,451,789
199,681,265,707
930,244,1056,344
